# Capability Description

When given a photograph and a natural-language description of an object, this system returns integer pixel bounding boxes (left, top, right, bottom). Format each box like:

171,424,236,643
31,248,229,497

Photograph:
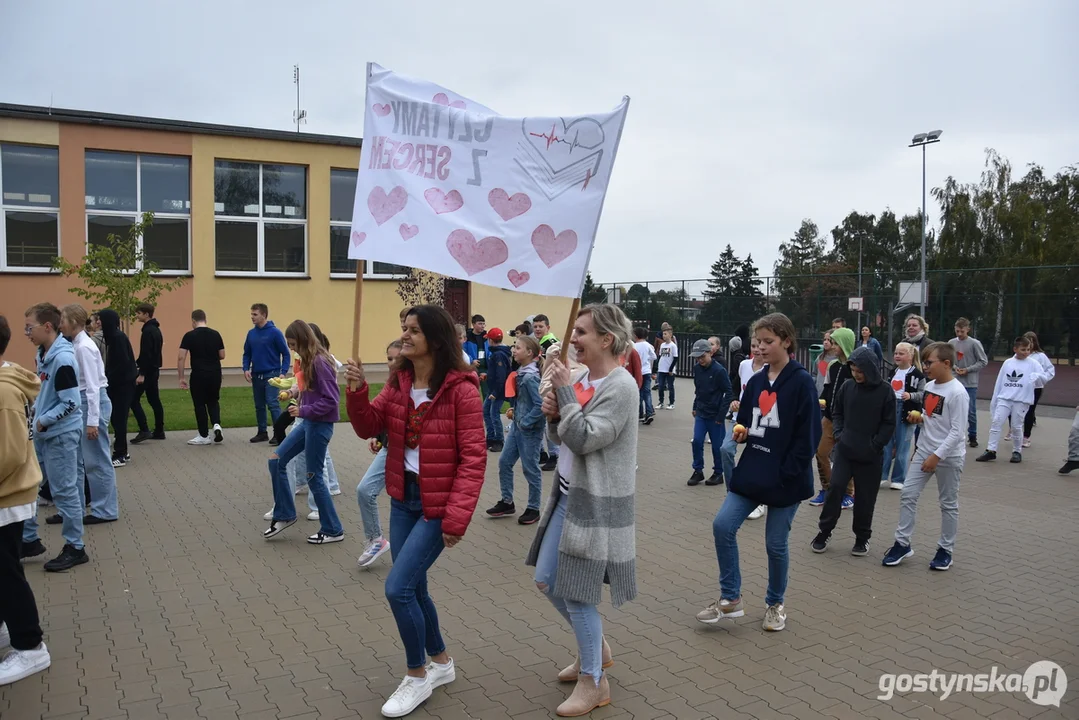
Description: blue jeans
386,480,447,669
24,431,84,549
251,373,282,433
657,373,676,405
719,432,737,487
639,375,654,417
269,420,342,536
881,407,915,484
499,424,543,509
692,416,725,474
965,386,978,439
79,390,118,520
534,492,604,683
712,491,799,607
483,396,505,443
357,448,388,541
287,420,341,506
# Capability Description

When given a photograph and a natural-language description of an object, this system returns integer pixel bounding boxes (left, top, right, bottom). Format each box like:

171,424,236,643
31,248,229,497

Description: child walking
488,335,544,525
812,347,895,556
483,328,512,452
1019,331,1055,448
633,327,657,423
687,339,732,487
948,318,987,447
656,329,678,409
810,327,855,509
883,342,969,571
719,338,766,511
880,342,925,490
977,336,1049,464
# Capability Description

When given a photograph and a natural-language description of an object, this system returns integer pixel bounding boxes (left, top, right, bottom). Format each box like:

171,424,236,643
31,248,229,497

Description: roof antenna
49,93,53,115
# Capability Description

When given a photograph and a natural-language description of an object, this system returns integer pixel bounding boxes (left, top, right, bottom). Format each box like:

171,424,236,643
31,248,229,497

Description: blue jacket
34,336,84,439
513,367,544,432
463,337,488,368
692,359,732,421
243,321,290,375
731,360,821,508
486,344,512,400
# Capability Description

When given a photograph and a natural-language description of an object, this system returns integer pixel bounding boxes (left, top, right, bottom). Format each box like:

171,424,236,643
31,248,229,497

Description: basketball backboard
899,281,926,305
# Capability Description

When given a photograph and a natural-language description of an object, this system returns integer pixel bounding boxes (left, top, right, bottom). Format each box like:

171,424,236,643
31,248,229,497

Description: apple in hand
732,423,748,442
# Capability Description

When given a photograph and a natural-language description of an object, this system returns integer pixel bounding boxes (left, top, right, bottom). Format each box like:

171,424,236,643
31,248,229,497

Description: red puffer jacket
346,368,486,537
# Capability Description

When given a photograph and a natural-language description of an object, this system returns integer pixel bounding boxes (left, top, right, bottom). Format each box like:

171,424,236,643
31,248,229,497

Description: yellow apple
819,398,827,408
279,391,290,401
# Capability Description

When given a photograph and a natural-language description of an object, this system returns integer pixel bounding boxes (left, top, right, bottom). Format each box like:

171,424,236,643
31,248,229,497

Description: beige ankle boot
557,673,610,717
557,637,614,682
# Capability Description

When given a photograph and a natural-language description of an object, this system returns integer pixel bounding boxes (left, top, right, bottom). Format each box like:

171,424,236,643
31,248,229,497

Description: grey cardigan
525,367,639,608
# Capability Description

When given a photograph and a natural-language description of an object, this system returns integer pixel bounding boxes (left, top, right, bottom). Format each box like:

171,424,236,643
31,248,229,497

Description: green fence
594,264,1079,361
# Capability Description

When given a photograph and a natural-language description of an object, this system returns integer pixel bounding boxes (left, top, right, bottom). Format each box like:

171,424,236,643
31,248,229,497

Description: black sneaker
811,532,829,553
643,415,655,425
492,441,504,452
968,437,978,448
130,431,152,445
250,432,269,443
268,438,280,447
975,450,996,462
704,472,723,486
541,457,559,472
151,431,166,440
1010,451,1022,464
45,512,63,525
83,515,116,525
44,544,89,572
518,508,541,525
20,539,46,560
486,500,516,517
1059,460,1079,475
687,471,705,486
540,451,550,465
112,456,127,468
851,540,870,557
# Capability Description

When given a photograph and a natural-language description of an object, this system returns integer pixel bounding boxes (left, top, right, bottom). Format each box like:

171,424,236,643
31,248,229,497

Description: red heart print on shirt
957,351,964,361
924,392,941,416
891,379,904,392
574,381,595,407
758,390,777,416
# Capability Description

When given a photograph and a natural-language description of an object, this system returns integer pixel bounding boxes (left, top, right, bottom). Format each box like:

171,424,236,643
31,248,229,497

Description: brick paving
3,380,1077,719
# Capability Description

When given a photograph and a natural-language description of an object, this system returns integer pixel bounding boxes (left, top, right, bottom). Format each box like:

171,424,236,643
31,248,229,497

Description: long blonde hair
896,341,922,372
285,320,335,390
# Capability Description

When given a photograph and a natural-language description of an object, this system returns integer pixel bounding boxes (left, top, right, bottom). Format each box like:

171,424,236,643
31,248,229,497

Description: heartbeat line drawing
529,124,589,153
516,116,607,200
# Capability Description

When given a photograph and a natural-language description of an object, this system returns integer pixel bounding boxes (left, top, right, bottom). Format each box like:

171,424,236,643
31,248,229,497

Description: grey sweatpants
1069,410,1079,461
894,447,964,554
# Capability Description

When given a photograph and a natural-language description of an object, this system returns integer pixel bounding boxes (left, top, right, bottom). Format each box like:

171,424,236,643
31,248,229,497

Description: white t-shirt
917,378,969,459
634,341,657,375
461,349,470,366
557,372,607,494
891,366,912,400
657,341,678,374
737,359,761,402
403,388,431,475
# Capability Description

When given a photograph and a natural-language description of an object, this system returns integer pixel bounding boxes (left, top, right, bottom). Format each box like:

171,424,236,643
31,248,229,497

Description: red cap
487,327,503,342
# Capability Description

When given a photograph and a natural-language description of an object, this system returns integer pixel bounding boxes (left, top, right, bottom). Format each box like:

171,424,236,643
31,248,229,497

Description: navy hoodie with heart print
730,359,822,508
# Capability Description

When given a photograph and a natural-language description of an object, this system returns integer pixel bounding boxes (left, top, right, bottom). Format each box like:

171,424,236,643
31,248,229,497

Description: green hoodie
830,328,856,364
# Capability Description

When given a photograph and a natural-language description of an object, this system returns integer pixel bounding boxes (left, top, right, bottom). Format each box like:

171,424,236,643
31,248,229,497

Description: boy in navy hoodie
484,328,512,451
696,314,821,633
688,339,732,487
21,303,89,572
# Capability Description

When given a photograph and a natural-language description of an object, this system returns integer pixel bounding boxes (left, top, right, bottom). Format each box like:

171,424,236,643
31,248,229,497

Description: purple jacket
298,356,340,423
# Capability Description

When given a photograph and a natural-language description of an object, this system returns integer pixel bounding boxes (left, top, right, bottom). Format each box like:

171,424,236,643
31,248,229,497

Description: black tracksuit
132,317,164,433
818,346,896,542
99,310,138,459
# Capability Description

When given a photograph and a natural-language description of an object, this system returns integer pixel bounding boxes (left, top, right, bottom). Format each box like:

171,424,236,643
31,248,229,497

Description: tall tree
774,220,826,333
702,245,742,333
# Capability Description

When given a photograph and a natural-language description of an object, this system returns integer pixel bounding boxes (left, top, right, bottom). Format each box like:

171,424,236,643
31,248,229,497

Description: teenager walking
632,327,657,423
98,310,137,468
130,303,165,444
948,318,988,447
656,329,678,409
489,335,544,524
719,338,765,507
880,342,924,490
1019,331,1055,448
242,304,291,443
483,328,512,451
810,327,855,509
178,310,225,445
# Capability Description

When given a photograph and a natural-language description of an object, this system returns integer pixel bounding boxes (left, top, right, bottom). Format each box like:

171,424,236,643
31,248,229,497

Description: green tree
52,212,185,331
581,271,607,304
774,220,826,333
702,245,741,332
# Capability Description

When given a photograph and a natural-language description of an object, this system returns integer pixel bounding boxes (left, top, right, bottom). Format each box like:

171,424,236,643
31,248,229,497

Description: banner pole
559,297,581,364
349,262,364,391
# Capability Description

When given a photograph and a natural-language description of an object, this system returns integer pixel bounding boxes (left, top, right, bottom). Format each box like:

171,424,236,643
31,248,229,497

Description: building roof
0,103,363,148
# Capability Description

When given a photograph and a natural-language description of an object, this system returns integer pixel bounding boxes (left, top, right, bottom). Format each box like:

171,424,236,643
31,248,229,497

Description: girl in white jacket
1020,331,1054,447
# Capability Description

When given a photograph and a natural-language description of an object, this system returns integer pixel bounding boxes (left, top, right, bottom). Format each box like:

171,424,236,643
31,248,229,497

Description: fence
595,264,1079,362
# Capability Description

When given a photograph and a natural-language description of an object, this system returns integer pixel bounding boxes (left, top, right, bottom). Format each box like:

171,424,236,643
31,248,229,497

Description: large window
0,144,60,271
214,161,307,275
329,168,409,278
84,151,191,272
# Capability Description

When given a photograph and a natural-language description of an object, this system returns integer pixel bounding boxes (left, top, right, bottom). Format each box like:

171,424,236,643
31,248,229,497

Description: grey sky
3,1,1077,287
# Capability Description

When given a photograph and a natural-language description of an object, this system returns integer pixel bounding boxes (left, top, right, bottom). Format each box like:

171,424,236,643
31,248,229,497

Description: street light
909,130,942,318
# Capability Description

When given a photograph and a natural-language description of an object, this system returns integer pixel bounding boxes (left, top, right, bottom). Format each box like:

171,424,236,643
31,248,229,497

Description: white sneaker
425,658,455,690
307,532,344,544
889,482,904,490
668,404,676,410
330,488,342,496
0,623,10,654
213,424,224,443
762,604,787,632
263,509,274,521
0,643,51,686
748,505,766,520
381,674,432,717
880,480,890,489
187,434,212,446
306,510,320,521
358,537,391,568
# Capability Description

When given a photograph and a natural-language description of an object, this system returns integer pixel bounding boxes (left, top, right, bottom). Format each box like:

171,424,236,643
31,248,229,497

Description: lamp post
909,130,942,318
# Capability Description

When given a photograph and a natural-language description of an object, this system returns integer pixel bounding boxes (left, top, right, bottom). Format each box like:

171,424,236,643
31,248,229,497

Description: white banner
349,63,628,298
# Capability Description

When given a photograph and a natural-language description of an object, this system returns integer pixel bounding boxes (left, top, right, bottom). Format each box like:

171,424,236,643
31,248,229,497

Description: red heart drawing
399,224,419,241
446,229,508,276
574,381,595,407
488,188,532,221
350,231,366,247
817,359,828,376
372,103,391,117
923,393,941,416
424,188,464,214
368,186,407,226
758,390,777,416
957,351,964,361
432,92,466,110
891,379,904,391
507,269,530,288
531,225,578,268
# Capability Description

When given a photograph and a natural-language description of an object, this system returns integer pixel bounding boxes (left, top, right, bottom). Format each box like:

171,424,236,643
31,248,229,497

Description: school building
0,103,573,370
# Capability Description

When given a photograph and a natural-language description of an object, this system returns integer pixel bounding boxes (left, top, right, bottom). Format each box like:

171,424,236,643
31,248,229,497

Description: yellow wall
0,118,59,145
469,283,576,339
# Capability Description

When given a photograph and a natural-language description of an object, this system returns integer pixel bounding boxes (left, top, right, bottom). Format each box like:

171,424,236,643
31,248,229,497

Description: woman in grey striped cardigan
526,303,639,717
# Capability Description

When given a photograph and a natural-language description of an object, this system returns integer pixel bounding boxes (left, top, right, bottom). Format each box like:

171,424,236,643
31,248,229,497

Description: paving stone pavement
3,382,1077,719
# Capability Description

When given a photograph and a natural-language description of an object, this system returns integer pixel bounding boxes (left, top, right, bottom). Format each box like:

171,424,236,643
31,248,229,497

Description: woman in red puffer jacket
343,304,485,717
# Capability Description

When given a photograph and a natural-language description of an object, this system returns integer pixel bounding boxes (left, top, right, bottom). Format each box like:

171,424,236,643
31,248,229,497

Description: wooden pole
349,261,364,391
559,297,581,364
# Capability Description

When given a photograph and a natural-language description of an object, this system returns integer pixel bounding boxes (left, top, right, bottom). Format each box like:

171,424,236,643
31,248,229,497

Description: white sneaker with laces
748,505,766,520
762,604,787,632
0,643,51,686
306,510,320,521
187,434,212,446
381,673,432,717
425,658,455,689
358,537,391,568
307,532,344,544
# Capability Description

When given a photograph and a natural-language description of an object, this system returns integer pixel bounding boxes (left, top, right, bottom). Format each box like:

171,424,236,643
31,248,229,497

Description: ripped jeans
268,418,343,536
533,492,604,684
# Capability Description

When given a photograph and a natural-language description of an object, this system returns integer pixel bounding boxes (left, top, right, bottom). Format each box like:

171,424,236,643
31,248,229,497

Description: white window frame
214,161,308,277
84,151,192,276
328,167,409,280
0,143,61,273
